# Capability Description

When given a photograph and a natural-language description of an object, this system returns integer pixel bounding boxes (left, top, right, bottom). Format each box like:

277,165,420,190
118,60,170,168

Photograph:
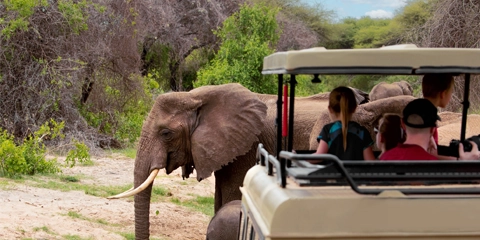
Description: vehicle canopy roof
262,44,480,75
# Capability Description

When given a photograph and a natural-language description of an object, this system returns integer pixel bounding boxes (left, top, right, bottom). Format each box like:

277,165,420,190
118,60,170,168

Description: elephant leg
214,166,243,213
213,147,256,213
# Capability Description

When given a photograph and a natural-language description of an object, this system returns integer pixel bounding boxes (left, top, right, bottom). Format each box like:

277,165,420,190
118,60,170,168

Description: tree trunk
169,60,182,92
81,79,94,104
81,65,94,104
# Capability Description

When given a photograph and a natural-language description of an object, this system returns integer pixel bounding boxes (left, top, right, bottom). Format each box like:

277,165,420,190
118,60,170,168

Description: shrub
0,119,90,178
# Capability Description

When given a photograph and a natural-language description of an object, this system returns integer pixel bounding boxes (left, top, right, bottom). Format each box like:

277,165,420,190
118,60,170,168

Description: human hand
458,141,480,160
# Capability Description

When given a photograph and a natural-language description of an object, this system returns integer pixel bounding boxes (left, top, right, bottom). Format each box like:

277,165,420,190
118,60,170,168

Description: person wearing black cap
380,98,480,161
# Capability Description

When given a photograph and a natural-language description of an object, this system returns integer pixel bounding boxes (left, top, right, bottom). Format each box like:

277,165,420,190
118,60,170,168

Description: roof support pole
460,73,471,141
275,74,283,160
287,75,296,152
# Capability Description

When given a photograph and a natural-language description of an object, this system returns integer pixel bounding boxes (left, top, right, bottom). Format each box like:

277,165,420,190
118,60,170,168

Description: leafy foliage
0,131,27,178
0,120,90,178
1,0,48,38
65,140,92,167
195,3,280,94
78,75,155,147
57,0,89,34
326,16,401,49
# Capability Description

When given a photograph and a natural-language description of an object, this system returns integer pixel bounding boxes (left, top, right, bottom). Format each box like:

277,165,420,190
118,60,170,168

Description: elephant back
309,95,415,151
369,81,413,102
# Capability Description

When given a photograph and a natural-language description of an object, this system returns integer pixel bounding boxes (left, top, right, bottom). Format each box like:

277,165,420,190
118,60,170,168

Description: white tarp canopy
262,44,480,75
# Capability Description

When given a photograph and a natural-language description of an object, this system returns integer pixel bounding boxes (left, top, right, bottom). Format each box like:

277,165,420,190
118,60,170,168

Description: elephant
309,95,416,151
108,83,369,239
350,87,369,105
369,81,413,102
206,200,242,240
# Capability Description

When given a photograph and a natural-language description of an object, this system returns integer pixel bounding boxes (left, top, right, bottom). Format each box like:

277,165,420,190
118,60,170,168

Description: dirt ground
0,153,215,240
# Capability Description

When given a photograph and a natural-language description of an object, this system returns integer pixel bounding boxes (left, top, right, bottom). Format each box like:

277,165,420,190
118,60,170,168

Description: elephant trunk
134,184,152,240
133,139,157,240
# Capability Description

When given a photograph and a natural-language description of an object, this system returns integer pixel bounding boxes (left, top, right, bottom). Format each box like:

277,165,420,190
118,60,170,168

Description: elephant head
110,83,267,239
393,80,413,96
369,81,413,102
309,95,415,151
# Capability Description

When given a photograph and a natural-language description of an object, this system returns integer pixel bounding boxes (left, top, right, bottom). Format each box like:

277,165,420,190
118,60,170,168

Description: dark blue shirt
317,121,374,160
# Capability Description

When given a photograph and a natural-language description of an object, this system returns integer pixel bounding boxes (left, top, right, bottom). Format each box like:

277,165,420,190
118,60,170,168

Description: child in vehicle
422,73,455,158
315,86,375,160
380,98,480,161
375,113,405,159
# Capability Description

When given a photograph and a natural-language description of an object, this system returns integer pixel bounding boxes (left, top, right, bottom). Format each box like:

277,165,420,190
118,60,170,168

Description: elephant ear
190,83,267,180
404,81,413,95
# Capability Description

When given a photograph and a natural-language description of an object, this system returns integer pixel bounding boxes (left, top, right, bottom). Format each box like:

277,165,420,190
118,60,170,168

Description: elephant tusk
107,169,159,199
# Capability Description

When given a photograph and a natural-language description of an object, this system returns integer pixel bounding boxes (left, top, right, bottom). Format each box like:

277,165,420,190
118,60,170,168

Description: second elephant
369,81,413,102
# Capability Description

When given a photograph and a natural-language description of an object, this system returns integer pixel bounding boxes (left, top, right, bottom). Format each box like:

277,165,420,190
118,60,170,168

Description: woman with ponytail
315,86,375,160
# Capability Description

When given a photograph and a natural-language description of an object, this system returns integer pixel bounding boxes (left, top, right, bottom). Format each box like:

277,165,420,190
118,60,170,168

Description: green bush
0,132,27,177
65,140,92,167
0,120,91,178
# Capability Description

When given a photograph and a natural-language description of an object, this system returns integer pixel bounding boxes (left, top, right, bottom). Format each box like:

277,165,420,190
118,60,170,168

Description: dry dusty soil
0,153,215,240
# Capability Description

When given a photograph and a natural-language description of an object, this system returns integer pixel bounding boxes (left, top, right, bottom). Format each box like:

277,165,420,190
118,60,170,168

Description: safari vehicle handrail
256,143,480,194
256,143,285,186
276,150,480,195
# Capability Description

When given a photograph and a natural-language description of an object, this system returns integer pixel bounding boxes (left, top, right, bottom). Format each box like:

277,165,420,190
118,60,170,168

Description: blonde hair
329,87,357,151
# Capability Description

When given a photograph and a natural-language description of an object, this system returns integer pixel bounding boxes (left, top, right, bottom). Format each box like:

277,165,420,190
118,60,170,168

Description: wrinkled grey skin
132,83,369,239
206,200,242,240
309,95,415,151
349,87,370,105
369,81,413,102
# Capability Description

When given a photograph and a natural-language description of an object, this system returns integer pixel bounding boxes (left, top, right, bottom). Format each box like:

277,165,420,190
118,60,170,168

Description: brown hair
378,113,405,151
329,86,357,151
422,73,454,98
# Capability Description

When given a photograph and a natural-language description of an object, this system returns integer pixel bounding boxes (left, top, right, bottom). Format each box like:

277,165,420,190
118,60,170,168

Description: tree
411,0,480,112
393,0,437,44
195,3,280,94
268,0,334,50
137,0,244,92
0,0,147,148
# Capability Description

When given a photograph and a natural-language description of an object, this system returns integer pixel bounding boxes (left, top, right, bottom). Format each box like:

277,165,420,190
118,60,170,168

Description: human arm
310,140,329,164
362,125,376,160
315,140,329,154
363,146,376,161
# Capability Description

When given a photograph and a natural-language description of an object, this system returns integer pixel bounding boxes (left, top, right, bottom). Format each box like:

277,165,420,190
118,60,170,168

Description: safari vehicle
238,44,480,240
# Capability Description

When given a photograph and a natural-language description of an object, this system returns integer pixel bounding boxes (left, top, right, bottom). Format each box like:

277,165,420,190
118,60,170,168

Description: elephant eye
159,129,173,139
